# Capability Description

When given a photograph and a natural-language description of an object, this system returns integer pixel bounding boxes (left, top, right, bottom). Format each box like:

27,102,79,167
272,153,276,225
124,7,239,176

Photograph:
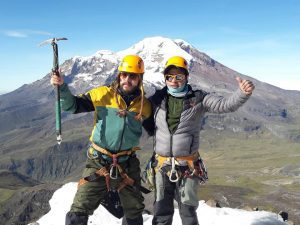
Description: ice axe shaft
40,37,67,145
52,40,62,145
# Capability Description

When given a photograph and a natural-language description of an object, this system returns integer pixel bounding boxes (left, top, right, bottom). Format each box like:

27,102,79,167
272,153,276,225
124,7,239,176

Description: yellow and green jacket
59,83,151,155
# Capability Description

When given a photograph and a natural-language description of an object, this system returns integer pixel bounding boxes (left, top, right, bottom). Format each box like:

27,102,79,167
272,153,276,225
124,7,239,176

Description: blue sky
1,0,299,93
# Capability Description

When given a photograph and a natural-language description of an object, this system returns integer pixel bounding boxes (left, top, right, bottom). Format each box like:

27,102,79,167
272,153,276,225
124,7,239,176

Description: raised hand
236,77,255,95
50,71,64,86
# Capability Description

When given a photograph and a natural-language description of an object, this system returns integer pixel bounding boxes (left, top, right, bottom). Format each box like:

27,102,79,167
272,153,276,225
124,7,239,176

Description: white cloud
4,31,28,38
3,29,52,38
27,30,52,35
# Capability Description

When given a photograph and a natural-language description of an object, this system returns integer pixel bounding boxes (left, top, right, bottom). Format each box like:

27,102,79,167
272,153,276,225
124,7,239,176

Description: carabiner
169,170,179,182
110,166,118,179
109,154,119,179
169,157,179,182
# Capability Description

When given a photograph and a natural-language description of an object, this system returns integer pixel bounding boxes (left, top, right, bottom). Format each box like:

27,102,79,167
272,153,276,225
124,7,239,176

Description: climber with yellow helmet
51,55,151,225
143,56,255,225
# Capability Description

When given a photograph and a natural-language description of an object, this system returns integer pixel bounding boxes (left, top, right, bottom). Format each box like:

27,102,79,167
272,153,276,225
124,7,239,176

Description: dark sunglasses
165,74,186,82
119,72,140,80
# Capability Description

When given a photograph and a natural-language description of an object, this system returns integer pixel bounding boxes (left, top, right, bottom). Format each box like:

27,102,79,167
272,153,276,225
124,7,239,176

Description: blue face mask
167,82,188,97
168,84,186,93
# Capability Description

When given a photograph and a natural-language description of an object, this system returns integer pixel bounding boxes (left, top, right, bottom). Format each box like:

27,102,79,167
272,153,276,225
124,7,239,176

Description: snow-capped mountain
58,36,247,95
117,37,193,87
58,37,197,95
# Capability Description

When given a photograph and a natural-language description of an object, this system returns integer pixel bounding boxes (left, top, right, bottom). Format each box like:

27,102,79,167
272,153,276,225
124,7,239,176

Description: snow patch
36,182,286,225
117,36,193,63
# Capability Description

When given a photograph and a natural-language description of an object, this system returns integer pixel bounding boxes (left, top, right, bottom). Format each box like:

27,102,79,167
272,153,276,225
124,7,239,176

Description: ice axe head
38,37,68,47
39,37,68,73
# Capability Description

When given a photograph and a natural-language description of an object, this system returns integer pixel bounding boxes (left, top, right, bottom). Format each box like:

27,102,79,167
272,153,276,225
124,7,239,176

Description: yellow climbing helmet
115,55,145,121
118,55,144,74
164,56,189,75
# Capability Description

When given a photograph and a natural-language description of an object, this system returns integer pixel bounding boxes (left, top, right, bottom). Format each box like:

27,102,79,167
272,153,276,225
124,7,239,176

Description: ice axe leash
39,37,68,145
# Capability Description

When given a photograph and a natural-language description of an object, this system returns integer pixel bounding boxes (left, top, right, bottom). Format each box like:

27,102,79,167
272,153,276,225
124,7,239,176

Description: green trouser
70,155,145,219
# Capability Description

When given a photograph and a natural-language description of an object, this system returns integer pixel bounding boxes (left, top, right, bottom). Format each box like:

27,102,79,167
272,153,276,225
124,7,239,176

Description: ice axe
39,37,68,145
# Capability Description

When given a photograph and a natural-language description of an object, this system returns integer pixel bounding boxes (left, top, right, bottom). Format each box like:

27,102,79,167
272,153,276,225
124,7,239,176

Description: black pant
65,212,88,225
152,173,199,225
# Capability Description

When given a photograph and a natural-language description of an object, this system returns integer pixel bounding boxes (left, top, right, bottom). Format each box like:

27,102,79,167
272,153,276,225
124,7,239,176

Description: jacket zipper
166,96,174,157
117,94,142,151
117,95,129,151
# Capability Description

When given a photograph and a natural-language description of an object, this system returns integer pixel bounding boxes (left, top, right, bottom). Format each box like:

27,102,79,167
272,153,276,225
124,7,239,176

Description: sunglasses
165,74,186,82
119,72,140,80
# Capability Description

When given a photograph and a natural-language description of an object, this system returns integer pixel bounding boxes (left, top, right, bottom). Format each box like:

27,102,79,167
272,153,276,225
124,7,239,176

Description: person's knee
180,204,197,217
154,199,174,216
124,208,144,221
120,189,145,219
65,211,88,225
179,204,199,225
122,214,143,225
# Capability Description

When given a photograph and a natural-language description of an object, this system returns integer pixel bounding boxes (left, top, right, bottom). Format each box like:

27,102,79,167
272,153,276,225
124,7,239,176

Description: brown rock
242,206,253,211
206,199,221,208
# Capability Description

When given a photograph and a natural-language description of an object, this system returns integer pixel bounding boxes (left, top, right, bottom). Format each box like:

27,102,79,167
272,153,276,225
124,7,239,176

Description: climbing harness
153,152,208,183
79,142,150,193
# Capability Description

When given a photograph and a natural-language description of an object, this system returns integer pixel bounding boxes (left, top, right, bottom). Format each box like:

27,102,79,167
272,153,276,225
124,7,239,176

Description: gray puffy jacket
145,85,250,157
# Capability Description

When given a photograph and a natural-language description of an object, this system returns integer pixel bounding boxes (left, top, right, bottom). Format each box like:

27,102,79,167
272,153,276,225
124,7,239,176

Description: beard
119,81,140,95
